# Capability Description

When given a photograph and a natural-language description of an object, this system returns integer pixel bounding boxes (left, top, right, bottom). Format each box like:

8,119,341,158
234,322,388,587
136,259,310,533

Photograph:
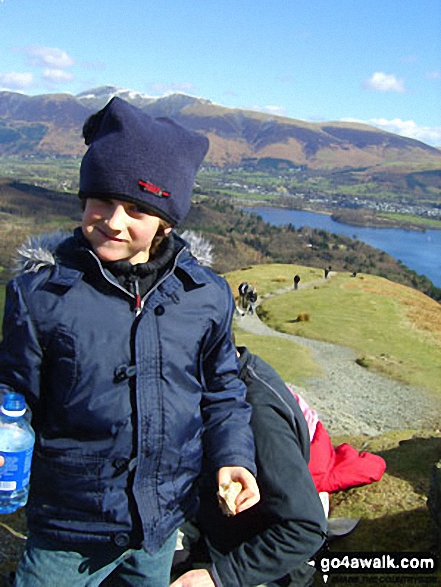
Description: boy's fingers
217,466,260,515
236,487,260,513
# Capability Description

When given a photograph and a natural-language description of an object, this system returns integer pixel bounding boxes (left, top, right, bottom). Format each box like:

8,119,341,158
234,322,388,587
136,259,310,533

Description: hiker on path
238,281,249,310
246,287,258,315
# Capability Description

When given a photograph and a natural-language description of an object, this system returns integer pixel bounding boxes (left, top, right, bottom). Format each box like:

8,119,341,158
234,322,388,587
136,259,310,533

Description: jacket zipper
87,247,186,316
134,279,142,316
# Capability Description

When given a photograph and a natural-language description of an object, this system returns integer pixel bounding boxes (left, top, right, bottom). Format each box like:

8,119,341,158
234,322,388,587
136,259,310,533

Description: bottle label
0,447,33,491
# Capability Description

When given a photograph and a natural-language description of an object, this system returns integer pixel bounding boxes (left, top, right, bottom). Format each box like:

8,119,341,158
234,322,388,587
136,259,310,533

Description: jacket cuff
209,563,225,587
215,455,257,478
211,559,241,587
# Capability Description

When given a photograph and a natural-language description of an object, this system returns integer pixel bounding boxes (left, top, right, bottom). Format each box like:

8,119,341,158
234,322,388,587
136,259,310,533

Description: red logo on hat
138,179,171,198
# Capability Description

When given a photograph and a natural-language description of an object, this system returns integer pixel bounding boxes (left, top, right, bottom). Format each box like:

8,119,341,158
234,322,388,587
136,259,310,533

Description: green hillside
227,265,441,395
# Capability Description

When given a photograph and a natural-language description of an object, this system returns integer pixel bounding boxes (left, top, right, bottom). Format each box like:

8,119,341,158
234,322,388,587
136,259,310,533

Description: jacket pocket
41,327,78,406
30,448,108,517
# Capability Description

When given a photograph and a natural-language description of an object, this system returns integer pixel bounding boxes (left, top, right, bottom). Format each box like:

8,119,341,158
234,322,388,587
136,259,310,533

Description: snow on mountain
75,86,208,112
76,86,157,110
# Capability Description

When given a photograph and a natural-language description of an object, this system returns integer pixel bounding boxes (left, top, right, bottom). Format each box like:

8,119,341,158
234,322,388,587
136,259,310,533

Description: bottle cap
1,392,26,417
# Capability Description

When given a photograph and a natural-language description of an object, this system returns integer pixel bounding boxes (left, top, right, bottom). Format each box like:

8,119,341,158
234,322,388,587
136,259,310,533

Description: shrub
271,276,288,283
355,356,370,368
296,312,310,322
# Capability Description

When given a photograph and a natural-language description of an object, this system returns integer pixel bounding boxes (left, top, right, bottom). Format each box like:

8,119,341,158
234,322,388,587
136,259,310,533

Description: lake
243,207,441,288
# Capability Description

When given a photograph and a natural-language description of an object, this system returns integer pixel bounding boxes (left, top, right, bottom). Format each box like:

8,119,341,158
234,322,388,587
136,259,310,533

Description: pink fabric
285,388,319,441
294,393,318,441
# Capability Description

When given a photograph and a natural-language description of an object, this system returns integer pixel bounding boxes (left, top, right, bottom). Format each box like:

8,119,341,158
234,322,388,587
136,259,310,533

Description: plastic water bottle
0,392,35,514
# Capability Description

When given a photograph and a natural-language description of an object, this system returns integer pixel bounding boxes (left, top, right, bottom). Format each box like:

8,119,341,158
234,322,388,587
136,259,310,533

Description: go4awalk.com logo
315,552,438,584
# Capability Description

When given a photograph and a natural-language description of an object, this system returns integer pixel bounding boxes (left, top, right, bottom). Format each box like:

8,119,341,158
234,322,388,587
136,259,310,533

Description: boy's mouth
96,228,125,242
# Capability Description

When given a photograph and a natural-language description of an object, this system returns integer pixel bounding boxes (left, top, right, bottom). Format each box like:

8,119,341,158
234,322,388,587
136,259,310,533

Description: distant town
198,168,441,226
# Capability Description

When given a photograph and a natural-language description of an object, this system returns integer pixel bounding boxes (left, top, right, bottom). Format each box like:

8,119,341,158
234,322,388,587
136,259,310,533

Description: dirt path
235,279,440,437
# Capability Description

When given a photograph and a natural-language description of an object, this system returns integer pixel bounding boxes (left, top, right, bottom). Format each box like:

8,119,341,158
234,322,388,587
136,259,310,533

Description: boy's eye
96,198,112,207
128,204,145,214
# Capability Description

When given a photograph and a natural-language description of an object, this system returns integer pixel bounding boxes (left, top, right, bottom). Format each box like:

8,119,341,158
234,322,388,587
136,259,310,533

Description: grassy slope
226,265,441,396
233,332,323,387
225,263,323,297
226,264,325,385
225,264,441,566
319,427,441,581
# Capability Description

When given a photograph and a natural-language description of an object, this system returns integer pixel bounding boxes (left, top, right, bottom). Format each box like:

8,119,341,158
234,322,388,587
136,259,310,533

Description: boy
0,97,259,586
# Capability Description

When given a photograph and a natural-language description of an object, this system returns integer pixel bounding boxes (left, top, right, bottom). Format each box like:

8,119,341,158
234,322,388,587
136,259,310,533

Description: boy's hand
170,569,215,587
0,456,4,466
218,466,260,514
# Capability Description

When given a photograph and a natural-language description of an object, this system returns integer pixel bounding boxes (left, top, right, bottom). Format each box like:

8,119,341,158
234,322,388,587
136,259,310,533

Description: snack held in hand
217,481,242,516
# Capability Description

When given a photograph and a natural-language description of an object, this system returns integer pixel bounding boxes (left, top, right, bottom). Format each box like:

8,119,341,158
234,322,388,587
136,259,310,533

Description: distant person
238,281,249,310
294,274,301,290
0,97,259,587
171,345,327,587
246,287,258,315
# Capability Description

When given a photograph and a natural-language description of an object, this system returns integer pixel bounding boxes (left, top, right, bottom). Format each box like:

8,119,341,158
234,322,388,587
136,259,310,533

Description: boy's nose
106,204,127,230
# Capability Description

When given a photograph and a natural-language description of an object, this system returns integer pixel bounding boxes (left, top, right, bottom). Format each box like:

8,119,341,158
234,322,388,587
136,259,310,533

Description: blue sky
1,0,440,146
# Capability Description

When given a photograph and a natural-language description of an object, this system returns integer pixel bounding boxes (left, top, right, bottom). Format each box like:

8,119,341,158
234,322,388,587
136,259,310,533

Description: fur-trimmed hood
14,229,213,274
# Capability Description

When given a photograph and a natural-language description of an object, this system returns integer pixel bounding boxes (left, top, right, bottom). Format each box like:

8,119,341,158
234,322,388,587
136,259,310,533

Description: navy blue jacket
199,348,326,586
0,230,256,553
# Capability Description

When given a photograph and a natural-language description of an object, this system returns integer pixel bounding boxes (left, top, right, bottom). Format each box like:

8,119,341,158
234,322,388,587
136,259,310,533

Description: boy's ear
164,227,173,236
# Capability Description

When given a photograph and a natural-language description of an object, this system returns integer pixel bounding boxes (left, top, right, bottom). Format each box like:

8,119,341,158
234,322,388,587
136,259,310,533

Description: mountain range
0,86,440,172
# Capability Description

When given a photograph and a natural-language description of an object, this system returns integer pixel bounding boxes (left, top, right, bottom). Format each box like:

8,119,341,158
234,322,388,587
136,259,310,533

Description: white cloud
370,118,441,146
43,69,74,84
363,72,406,93
8,45,76,88
0,72,34,90
342,116,441,147
23,45,74,69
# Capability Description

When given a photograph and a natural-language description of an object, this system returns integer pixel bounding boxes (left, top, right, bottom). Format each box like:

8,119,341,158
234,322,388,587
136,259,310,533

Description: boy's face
82,198,171,264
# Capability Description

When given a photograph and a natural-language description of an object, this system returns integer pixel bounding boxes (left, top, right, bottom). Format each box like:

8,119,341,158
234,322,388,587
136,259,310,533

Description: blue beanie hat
79,97,209,226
